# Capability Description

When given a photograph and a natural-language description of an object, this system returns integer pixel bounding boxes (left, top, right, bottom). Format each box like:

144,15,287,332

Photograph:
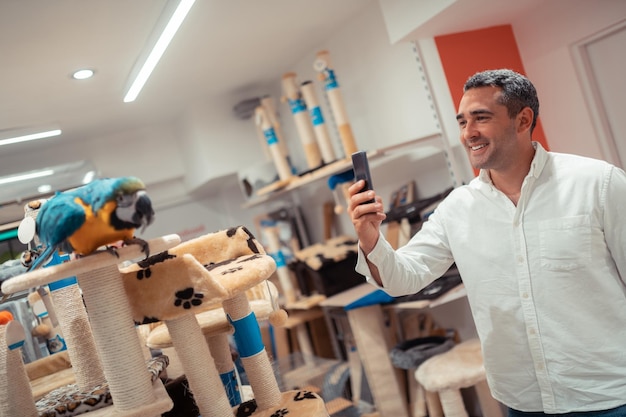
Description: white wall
379,0,626,167
144,0,458,248
512,0,626,159
257,2,457,244
178,92,271,193
281,3,441,159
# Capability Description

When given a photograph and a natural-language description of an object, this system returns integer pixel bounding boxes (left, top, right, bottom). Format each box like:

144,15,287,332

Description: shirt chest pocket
539,215,592,271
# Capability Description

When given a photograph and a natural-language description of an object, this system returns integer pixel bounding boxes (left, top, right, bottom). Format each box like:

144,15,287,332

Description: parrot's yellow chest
68,199,134,255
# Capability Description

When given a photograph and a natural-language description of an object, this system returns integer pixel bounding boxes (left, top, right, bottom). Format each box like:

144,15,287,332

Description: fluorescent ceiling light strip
0,169,55,185
124,0,196,103
0,129,62,146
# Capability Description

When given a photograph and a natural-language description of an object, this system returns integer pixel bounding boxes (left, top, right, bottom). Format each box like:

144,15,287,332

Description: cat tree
1,235,180,417
1,227,330,417
120,226,329,417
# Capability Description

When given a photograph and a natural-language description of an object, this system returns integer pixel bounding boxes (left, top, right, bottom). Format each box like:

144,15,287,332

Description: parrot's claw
103,246,121,259
123,237,150,259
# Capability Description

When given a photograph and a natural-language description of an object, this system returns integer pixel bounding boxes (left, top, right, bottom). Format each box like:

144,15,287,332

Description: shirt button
522,292,529,299
517,256,524,263
529,328,536,335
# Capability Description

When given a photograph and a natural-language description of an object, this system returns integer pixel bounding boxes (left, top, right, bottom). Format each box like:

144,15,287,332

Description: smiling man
348,69,626,416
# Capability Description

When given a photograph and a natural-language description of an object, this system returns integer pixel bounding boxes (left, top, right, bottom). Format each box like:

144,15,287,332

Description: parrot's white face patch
115,192,141,223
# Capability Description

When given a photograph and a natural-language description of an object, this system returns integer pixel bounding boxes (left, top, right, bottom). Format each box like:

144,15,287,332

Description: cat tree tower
119,226,329,417
1,235,180,417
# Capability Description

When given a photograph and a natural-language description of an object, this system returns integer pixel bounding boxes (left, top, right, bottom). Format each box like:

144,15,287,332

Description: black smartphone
351,151,375,204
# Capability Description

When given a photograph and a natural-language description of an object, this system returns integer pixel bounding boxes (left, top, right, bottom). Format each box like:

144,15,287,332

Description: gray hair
464,69,539,133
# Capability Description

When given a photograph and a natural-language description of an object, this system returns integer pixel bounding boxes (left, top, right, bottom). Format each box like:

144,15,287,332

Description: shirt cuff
355,231,392,289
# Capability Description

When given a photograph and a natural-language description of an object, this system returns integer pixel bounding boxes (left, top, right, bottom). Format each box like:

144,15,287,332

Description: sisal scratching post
206,332,242,407
261,95,291,163
0,321,38,417
261,231,315,365
166,315,234,417
314,50,358,158
27,288,67,356
49,279,106,390
261,223,297,304
300,80,336,164
281,72,323,170
78,266,155,411
255,105,293,183
224,293,281,411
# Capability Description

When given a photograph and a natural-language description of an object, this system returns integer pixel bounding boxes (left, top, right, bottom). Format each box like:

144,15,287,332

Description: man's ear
517,107,534,134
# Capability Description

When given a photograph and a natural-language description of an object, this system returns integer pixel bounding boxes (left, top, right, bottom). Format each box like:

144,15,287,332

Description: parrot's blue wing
30,193,87,270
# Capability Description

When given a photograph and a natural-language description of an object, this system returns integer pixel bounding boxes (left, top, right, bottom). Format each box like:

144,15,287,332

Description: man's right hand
348,180,386,255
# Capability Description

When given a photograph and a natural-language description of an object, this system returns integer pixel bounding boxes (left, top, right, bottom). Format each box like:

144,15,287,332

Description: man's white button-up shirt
357,143,626,412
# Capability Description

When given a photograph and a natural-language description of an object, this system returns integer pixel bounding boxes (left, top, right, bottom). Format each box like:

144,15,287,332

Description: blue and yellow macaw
28,176,155,271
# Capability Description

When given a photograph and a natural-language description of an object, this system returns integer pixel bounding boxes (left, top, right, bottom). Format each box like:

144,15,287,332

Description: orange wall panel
435,25,549,158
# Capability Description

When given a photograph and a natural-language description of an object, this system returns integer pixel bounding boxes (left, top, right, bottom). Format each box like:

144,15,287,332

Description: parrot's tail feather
26,246,55,272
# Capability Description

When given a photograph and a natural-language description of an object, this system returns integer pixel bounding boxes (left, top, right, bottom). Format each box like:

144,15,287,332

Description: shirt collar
478,141,547,184
528,141,547,179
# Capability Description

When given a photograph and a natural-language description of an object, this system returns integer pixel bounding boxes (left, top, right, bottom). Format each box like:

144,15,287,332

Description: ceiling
0,0,373,159
0,0,547,160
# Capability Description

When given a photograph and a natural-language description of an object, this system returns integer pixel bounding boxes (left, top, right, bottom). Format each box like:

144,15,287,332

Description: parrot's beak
134,191,154,232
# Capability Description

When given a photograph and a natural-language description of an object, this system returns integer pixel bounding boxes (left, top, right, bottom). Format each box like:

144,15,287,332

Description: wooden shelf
241,133,444,208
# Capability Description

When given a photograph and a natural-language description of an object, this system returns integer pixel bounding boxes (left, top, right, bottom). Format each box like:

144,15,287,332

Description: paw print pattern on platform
174,287,204,309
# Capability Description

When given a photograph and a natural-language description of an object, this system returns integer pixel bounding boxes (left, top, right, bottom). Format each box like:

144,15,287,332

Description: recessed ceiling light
72,69,95,80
